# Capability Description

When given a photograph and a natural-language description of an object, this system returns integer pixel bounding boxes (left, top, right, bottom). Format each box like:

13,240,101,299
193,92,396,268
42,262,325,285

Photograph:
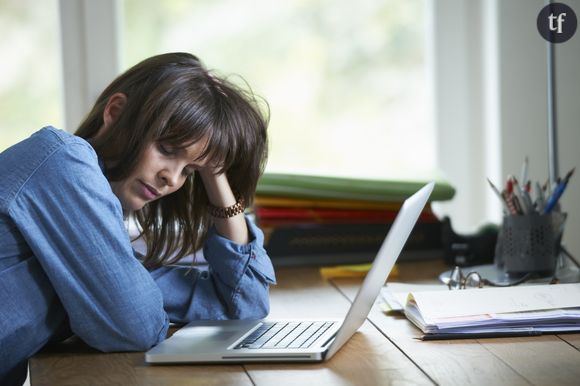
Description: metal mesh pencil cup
494,212,566,274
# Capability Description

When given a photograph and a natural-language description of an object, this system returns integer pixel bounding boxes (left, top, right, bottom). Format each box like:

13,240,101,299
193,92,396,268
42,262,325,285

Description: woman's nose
159,168,180,187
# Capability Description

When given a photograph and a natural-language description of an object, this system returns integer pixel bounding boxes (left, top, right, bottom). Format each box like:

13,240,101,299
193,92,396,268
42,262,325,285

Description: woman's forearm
199,169,250,245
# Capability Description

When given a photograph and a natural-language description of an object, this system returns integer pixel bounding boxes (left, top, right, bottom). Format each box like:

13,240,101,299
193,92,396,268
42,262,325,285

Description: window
0,0,63,151
122,0,433,179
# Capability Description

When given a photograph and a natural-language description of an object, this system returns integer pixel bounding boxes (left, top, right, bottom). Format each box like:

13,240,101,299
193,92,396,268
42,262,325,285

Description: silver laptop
146,182,434,363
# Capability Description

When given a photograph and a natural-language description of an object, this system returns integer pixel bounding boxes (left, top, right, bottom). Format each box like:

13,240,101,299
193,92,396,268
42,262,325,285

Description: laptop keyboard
234,321,336,349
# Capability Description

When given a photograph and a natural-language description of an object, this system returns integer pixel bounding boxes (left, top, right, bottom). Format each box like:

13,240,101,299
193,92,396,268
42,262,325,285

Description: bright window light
122,0,434,180
0,0,62,151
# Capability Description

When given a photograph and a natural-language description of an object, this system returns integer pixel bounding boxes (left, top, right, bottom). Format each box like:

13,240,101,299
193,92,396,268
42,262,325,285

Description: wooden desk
30,261,580,385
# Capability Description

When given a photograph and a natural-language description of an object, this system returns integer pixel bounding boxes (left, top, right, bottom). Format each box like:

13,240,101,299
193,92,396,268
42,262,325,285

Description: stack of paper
402,283,580,339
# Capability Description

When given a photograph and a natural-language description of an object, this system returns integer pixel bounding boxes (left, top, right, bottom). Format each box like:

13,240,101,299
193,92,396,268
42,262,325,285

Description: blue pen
543,168,575,214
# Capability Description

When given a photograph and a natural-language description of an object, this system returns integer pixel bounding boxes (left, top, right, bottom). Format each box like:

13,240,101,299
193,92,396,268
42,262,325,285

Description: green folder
256,173,455,203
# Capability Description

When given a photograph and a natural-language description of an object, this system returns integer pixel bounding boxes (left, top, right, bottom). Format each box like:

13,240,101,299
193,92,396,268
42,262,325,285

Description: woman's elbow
120,321,168,351
81,311,169,352
122,310,169,351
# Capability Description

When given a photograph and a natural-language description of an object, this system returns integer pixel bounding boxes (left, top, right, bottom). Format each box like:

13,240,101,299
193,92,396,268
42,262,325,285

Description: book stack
254,173,455,266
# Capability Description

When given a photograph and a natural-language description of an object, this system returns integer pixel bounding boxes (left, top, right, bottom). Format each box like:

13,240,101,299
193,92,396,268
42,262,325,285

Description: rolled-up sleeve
8,142,169,352
149,217,276,323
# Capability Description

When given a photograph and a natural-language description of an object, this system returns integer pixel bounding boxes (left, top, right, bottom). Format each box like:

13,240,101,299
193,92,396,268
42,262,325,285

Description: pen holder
494,212,566,275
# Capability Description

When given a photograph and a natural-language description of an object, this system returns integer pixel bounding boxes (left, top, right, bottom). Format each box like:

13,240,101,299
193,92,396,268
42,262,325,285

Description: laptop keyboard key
261,322,300,348
244,322,288,349
276,322,313,348
287,322,326,348
302,322,334,348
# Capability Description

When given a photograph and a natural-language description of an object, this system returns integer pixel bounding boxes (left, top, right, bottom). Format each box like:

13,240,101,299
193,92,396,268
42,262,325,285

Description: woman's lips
140,181,160,200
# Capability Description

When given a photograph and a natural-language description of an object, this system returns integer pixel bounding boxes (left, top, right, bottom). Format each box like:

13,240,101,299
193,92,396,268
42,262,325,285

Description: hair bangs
150,90,207,139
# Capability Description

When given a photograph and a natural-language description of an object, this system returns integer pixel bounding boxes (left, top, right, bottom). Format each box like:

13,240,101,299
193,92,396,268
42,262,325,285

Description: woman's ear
102,92,128,129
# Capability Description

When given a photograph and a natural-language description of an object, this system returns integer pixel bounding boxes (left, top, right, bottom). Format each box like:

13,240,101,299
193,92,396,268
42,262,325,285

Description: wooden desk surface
30,260,580,385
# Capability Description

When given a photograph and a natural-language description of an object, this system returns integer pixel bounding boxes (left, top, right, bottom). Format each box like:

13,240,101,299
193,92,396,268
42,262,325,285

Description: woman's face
110,139,209,211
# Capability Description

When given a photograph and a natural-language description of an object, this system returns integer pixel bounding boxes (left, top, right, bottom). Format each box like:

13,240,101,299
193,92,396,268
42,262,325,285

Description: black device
441,216,498,267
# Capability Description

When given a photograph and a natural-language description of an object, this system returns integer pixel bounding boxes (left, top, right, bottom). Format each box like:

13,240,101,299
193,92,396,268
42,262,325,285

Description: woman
0,52,276,385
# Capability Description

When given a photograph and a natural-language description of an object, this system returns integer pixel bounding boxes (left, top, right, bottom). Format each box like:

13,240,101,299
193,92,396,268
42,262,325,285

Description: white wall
430,0,496,234
59,0,121,130
556,2,580,259
432,0,580,258
498,0,580,259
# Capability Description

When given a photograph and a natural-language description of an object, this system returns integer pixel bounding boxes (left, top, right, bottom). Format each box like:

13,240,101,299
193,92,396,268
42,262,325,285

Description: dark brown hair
75,52,269,268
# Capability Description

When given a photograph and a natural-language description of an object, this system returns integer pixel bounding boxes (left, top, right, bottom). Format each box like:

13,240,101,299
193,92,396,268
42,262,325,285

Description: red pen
502,191,517,215
506,176,514,195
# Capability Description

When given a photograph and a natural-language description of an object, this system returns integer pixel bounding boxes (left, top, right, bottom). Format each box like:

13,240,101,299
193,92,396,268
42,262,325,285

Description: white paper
380,283,447,311
408,283,580,320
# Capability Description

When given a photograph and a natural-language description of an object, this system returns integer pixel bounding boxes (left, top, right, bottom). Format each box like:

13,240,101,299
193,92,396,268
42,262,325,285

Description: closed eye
158,143,176,156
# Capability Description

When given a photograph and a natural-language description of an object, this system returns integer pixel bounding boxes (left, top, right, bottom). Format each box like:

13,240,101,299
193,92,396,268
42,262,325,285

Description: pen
551,177,561,195
520,156,529,189
511,194,523,215
535,181,545,212
542,178,550,195
506,187,523,215
487,178,509,214
512,177,532,214
543,168,575,214
502,191,518,215
564,167,575,181
420,330,544,341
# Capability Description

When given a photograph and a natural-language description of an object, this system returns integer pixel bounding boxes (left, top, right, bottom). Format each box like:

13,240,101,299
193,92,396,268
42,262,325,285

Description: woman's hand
198,166,250,245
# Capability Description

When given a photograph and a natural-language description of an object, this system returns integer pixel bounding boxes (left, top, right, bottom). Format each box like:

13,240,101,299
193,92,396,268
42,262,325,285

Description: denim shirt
0,127,276,378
